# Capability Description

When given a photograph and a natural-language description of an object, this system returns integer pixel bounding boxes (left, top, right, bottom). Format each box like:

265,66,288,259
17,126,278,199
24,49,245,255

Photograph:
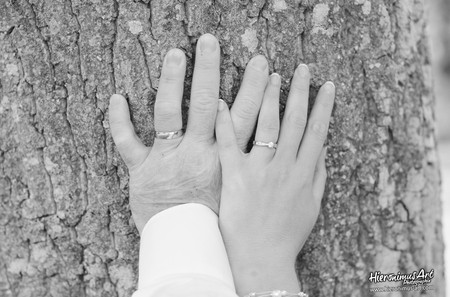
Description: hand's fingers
276,64,309,160
251,74,281,160
215,100,241,173
230,55,269,151
109,94,149,169
186,33,220,141
154,48,186,133
296,81,335,170
312,147,327,202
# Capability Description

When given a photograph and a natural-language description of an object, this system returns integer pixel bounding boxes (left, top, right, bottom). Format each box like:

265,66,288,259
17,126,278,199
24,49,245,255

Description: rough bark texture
0,0,444,296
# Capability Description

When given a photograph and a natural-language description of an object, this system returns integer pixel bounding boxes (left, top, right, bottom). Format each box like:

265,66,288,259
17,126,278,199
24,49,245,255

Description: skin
109,33,270,233
109,33,335,294
216,69,335,295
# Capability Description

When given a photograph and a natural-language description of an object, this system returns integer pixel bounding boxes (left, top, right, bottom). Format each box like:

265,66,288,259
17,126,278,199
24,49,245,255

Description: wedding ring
155,130,184,140
253,140,277,149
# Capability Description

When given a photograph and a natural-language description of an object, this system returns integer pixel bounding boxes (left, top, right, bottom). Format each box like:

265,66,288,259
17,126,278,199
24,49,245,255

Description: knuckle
259,121,279,133
316,97,334,110
191,91,217,112
109,116,126,127
285,112,307,130
195,58,218,70
234,96,260,120
156,110,179,122
291,82,309,95
309,121,328,142
192,87,217,99
155,101,180,120
244,74,267,89
159,67,184,85
159,74,181,85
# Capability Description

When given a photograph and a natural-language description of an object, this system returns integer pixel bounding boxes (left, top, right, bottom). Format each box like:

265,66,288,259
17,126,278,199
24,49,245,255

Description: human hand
216,66,335,294
109,34,270,234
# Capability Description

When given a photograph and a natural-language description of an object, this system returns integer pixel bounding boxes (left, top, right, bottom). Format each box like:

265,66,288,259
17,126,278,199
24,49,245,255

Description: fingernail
110,94,123,105
250,55,268,71
324,81,335,93
165,49,184,67
199,34,218,54
270,73,281,85
218,99,226,111
297,64,309,78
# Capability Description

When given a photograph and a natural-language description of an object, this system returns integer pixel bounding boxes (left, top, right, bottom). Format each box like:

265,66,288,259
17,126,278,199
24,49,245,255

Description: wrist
230,258,300,296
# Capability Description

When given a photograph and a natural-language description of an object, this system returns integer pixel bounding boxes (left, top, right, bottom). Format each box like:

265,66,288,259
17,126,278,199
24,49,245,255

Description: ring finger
251,73,281,160
154,48,186,145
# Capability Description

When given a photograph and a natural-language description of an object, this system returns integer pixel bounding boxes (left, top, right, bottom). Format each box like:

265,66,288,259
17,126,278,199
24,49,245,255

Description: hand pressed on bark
109,34,270,234
216,66,335,295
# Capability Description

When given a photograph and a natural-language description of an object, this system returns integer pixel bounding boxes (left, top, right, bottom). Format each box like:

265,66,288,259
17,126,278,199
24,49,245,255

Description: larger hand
109,34,270,234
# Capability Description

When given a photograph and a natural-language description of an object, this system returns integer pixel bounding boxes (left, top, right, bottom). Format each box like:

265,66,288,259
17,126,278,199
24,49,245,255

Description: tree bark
0,0,444,296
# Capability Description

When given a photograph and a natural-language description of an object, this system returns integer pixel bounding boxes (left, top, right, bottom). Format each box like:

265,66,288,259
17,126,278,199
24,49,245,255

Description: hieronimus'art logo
368,268,434,293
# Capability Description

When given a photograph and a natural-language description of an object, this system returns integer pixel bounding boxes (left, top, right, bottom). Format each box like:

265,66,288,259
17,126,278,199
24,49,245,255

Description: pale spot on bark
128,21,143,35
312,4,333,36
378,166,395,209
48,18,60,34
362,1,371,15
355,0,371,15
312,4,329,27
6,64,18,76
8,258,29,274
241,28,258,53
374,246,402,283
273,0,288,12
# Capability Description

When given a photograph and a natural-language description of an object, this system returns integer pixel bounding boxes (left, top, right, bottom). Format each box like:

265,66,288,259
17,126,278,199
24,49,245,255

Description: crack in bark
23,0,56,92
145,1,158,43
137,36,155,93
67,0,88,99
37,148,57,215
43,223,73,290
181,0,197,45
60,84,89,226
298,6,308,61
110,0,119,94
258,1,274,70
104,207,119,296
3,263,16,296
12,3,57,220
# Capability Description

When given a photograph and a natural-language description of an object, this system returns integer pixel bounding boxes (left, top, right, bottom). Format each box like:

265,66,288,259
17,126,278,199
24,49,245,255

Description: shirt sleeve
132,203,238,297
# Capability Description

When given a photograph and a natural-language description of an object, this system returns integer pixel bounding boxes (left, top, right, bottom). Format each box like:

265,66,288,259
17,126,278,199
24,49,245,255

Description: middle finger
250,73,281,161
186,33,220,142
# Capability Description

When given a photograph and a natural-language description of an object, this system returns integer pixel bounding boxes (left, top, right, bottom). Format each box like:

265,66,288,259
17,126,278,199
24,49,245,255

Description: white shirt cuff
132,203,237,297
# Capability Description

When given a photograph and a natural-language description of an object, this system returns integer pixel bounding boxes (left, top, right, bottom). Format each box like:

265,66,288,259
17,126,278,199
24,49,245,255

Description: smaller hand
216,65,335,295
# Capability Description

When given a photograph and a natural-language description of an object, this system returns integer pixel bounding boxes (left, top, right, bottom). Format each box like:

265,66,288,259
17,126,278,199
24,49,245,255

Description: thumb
109,94,149,169
215,99,240,172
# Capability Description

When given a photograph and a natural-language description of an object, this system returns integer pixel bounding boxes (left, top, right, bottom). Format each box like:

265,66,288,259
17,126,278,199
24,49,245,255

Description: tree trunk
0,0,444,296
438,0,450,75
